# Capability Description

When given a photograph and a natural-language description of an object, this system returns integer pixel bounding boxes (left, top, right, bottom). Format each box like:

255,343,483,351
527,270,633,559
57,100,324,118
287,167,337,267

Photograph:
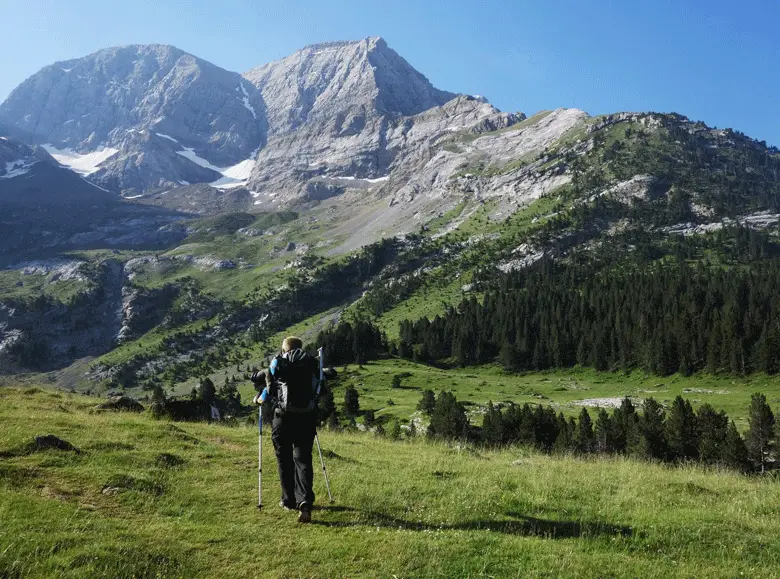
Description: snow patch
42,144,118,175
176,146,259,190
1,159,38,179
212,148,260,189
329,175,390,184
61,67,73,73
178,180,189,186
124,194,144,199
176,148,223,173
239,83,257,120
211,156,256,189
156,133,179,143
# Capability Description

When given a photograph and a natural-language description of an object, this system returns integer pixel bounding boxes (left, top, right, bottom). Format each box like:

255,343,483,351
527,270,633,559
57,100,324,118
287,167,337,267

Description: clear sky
3,0,779,145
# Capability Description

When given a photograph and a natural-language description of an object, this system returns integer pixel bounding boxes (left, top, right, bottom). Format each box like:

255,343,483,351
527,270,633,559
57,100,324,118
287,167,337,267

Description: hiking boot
279,500,295,511
297,501,312,524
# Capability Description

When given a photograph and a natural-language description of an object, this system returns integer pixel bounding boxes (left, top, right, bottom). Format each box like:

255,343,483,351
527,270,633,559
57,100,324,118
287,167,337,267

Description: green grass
95,318,211,369
373,276,468,341
0,270,89,305
326,359,780,431
2,386,780,577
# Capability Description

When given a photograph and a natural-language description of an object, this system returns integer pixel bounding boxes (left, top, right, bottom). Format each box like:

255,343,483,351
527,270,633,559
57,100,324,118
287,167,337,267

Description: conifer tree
746,393,776,473
696,404,729,464
594,408,614,454
499,342,520,371
342,385,360,418
482,402,505,446
637,398,667,460
198,377,216,406
666,396,699,461
428,391,469,441
417,390,436,415
218,380,242,416
552,413,573,454
317,388,336,426
574,408,595,454
723,421,750,472
611,397,639,454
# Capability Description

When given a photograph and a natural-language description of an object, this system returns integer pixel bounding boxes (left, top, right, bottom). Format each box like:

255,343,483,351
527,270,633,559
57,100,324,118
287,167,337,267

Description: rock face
2,38,514,206
139,183,254,215
241,37,458,201
245,38,455,135
0,137,57,179
0,38,585,239
0,44,266,194
0,260,126,372
118,284,180,344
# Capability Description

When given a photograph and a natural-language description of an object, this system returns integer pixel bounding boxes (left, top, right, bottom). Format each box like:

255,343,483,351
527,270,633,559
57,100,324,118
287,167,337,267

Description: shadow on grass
321,450,358,464
314,505,357,513
312,509,634,539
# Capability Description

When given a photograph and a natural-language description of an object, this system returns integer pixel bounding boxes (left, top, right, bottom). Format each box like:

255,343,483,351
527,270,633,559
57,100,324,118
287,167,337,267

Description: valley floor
231,359,780,430
1,387,779,578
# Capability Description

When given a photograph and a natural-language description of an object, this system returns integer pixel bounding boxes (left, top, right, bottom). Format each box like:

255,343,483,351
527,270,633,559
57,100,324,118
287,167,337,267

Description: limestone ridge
241,37,521,203
0,37,523,204
243,37,456,134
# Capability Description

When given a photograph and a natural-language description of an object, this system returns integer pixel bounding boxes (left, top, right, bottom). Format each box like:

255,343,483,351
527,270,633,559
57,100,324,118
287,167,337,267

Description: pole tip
257,504,263,510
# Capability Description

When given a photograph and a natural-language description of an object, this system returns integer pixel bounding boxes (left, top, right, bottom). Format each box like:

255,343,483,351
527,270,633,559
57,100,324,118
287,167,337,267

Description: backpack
270,349,319,413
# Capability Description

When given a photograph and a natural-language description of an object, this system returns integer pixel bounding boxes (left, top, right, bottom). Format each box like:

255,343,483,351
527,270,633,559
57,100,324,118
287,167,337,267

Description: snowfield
42,144,119,175
176,146,259,189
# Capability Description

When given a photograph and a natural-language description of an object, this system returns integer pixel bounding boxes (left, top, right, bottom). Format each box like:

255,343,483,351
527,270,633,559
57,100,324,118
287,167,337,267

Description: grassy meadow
2,387,780,577
231,359,780,432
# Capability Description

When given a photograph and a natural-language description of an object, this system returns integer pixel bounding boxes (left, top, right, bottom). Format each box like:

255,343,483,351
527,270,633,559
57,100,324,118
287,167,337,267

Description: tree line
398,258,780,375
417,389,777,474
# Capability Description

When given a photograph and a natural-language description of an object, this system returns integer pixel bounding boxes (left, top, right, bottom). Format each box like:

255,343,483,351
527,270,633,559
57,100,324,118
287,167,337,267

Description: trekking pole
257,404,263,510
317,347,334,503
315,433,333,503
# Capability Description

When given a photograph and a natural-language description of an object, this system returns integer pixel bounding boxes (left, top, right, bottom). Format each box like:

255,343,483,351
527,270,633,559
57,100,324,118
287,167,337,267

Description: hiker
251,337,322,523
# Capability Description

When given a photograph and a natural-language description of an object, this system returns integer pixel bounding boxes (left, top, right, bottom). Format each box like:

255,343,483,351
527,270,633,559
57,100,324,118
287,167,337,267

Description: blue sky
3,0,779,145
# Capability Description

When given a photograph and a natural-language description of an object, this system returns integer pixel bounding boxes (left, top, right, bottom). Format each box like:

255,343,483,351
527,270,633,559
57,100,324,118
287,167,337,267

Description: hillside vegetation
2,387,780,577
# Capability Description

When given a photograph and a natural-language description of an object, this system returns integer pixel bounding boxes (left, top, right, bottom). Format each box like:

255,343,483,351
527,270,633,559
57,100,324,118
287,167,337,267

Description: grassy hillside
2,387,779,578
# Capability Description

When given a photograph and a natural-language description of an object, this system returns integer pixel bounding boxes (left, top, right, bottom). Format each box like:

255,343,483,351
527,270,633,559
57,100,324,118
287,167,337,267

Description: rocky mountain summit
244,37,456,136
0,38,524,205
0,44,266,194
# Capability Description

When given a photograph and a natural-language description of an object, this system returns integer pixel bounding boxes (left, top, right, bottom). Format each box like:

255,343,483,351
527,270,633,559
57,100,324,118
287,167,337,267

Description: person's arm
252,387,269,405
250,369,273,405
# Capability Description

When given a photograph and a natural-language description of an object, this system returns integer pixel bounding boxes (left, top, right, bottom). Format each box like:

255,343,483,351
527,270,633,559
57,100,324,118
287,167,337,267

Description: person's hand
252,393,264,405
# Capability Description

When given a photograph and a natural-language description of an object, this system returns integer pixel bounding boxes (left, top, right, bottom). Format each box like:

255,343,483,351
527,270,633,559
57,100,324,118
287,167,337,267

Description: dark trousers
271,411,316,507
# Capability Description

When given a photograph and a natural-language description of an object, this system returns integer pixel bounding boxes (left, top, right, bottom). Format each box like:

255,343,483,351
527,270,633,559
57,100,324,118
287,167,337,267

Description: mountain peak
244,36,456,134
301,36,384,53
